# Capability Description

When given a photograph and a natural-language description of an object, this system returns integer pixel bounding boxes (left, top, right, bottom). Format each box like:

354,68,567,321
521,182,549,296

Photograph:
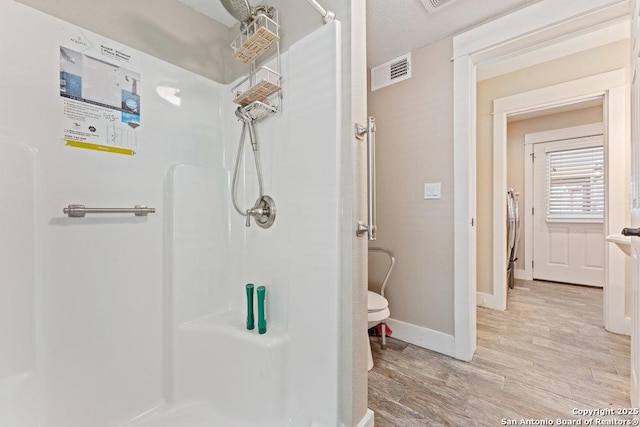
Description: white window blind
546,145,604,221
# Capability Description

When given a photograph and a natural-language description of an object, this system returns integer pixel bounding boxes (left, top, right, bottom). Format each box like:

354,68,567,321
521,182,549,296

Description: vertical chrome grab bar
356,117,377,240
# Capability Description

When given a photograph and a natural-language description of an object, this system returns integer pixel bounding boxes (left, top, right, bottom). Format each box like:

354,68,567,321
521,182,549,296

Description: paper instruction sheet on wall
60,29,141,155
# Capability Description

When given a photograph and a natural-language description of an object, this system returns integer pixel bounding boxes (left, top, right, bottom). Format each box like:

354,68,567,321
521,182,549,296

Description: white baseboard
514,269,531,280
356,409,375,427
386,318,455,357
476,292,505,311
607,315,631,336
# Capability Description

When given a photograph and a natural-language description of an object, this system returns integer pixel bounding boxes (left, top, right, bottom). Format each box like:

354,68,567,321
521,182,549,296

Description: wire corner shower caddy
226,2,280,229
230,9,282,121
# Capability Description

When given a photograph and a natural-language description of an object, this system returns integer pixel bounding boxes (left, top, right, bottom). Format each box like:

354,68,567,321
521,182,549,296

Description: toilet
367,290,390,370
367,247,395,371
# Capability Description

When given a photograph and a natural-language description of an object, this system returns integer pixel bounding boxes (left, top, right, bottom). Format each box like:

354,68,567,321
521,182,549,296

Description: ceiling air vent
419,0,460,13
371,53,411,92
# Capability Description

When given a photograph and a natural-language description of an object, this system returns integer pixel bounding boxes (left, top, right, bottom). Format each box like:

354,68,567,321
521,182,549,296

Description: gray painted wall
368,37,456,335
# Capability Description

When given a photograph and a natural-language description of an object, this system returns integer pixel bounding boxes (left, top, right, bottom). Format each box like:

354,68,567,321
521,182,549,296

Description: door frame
452,0,629,360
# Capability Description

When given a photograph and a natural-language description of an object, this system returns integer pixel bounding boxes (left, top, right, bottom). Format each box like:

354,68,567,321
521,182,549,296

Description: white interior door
532,136,605,287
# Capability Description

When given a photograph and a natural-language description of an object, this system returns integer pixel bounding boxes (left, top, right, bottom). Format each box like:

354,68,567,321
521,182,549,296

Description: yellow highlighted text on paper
65,140,135,156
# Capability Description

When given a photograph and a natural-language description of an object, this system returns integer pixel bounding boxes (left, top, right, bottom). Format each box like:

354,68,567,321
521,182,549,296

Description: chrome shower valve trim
245,195,276,229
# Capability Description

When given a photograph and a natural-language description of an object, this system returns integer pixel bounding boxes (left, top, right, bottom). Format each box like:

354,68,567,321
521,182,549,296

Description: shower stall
0,1,369,426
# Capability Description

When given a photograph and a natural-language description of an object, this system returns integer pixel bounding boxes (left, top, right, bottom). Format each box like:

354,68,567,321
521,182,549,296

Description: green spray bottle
257,286,267,334
246,284,254,330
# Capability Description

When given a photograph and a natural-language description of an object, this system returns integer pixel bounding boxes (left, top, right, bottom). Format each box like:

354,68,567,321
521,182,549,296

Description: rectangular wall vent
371,53,411,92
419,0,460,13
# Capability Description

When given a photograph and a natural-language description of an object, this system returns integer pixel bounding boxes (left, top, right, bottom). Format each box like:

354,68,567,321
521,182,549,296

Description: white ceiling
366,0,544,68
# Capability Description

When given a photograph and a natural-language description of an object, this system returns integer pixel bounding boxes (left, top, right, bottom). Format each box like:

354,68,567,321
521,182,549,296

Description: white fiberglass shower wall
0,1,345,426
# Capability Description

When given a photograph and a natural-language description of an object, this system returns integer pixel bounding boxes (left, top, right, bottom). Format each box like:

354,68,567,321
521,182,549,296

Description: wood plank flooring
368,280,631,426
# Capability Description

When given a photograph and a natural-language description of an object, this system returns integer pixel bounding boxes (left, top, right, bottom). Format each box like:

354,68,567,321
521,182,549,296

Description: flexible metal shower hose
231,120,265,216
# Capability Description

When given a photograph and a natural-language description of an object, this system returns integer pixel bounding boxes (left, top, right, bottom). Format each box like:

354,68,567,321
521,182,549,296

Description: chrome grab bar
63,204,156,218
356,116,377,241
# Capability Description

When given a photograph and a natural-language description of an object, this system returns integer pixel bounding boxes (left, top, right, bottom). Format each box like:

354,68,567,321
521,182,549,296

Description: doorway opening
482,71,629,337
511,102,606,290
452,0,631,362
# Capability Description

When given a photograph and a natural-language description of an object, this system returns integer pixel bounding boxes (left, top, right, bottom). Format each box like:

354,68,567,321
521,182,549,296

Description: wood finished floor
368,280,631,426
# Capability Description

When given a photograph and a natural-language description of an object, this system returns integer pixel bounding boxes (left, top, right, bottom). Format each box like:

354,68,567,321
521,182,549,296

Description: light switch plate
424,182,441,200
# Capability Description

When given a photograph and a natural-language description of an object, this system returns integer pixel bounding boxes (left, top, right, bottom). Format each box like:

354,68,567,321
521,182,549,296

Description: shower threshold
120,401,289,427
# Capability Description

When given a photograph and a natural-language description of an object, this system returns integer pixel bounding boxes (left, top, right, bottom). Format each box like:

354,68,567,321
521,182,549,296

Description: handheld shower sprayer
234,106,250,121
235,108,258,152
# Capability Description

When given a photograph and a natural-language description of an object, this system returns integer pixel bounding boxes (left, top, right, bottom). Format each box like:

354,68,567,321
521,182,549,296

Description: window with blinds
546,145,604,221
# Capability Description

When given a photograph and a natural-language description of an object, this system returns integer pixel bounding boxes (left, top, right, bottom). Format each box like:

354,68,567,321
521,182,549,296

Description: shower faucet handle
245,206,264,227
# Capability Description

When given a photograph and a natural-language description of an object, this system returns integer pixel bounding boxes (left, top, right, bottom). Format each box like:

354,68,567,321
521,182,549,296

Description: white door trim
452,0,629,59
523,123,605,281
453,54,476,360
606,85,632,335
452,0,629,360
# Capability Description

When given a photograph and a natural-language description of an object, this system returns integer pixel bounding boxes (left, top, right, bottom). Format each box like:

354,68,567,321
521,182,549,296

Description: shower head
220,0,253,24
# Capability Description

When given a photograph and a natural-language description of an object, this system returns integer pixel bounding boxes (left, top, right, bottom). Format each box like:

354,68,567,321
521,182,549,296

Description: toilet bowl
367,247,395,371
368,291,389,329
367,290,390,371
